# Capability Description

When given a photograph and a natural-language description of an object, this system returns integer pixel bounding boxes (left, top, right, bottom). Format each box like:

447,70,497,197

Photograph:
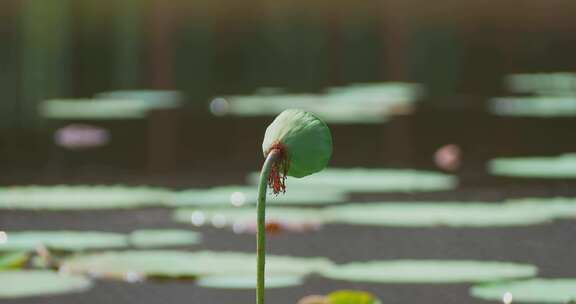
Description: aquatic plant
256,109,332,304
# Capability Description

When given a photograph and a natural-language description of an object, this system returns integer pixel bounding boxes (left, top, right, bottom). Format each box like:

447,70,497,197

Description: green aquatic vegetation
0,185,171,210
0,252,29,270
321,260,537,284
327,290,382,304
128,230,201,248
166,186,347,207
489,154,576,178
490,96,576,117
40,98,153,120
0,270,91,299
0,231,127,251
0,230,200,252
60,250,332,280
173,207,325,229
471,279,576,303
324,201,576,227
298,290,382,304
94,90,182,109
247,168,457,192
257,109,332,304
197,274,304,289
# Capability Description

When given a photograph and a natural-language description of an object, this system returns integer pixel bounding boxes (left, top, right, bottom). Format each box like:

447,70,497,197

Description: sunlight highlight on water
229,192,246,207
0,231,7,244
211,214,227,228
190,211,206,226
503,291,513,304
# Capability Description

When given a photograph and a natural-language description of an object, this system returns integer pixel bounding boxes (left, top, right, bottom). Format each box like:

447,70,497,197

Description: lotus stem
256,148,281,304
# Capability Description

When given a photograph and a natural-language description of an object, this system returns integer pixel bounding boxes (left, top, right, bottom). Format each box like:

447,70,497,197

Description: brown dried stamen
267,143,289,194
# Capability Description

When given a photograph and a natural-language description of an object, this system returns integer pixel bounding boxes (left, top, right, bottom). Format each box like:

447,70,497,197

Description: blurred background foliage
2,0,576,128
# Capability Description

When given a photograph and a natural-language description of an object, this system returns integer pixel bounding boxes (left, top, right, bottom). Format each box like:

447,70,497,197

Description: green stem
256,149,280,304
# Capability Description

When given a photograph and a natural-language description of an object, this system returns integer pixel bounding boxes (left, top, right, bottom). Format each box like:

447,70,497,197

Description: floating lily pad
471,279,576,303
490,96,576,117
0,231,127,251
166,186,347,207
61,250,332,279
0,252,28,270
489,154,576,178
0,185,171,210
197,274,304,289
95,90,182,109
324,202,570,227
247,168,456,192
321,260,537,283
41,99,151,120
0,270,92,298
173,207,325,229
128,230,201,248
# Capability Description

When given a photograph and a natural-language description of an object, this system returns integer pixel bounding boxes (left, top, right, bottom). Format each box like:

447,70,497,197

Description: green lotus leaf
197,274,304,289
262,109,332,178
247,168,456,193
166,186,347,207
471,279,576,303
0,231,127,251
324,201,574,227
61,250,332,279
0,270,92,298
321,260,537,283
128,230,201,248
327,290,381,304
0,252,29,271
0,185,170,210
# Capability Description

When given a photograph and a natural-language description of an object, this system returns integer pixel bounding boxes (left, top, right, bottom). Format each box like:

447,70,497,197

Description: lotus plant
256,109,332,304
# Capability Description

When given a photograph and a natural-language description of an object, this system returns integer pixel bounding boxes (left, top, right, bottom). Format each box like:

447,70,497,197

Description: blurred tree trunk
112,0,144,89
20,0,72,127
0,1,20,128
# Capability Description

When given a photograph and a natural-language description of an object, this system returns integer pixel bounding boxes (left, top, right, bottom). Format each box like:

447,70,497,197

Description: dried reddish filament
267,143,289,194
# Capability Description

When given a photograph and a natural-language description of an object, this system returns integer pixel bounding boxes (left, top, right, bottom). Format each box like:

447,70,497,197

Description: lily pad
489,154,576,178
166,186,347,207
173,207,325,229
490,96,576,117
471,279,576,303
0,270,91,298
0,231,127,251
324,202,569,227
247,168,456,192
61,250,332,279
197,274,304,289
0,185,171,210
128,230,201,248
321,260,537,283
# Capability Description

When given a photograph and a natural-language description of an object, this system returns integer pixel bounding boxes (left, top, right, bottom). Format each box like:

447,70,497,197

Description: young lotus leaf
327,290,381,304
0,252,29,270
0,231,127,251
321,260,537,283
128,230,201,248
471,279,576,303
61,250,332,279
197,274,304,289
262,109,332,193
0,270,92,298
